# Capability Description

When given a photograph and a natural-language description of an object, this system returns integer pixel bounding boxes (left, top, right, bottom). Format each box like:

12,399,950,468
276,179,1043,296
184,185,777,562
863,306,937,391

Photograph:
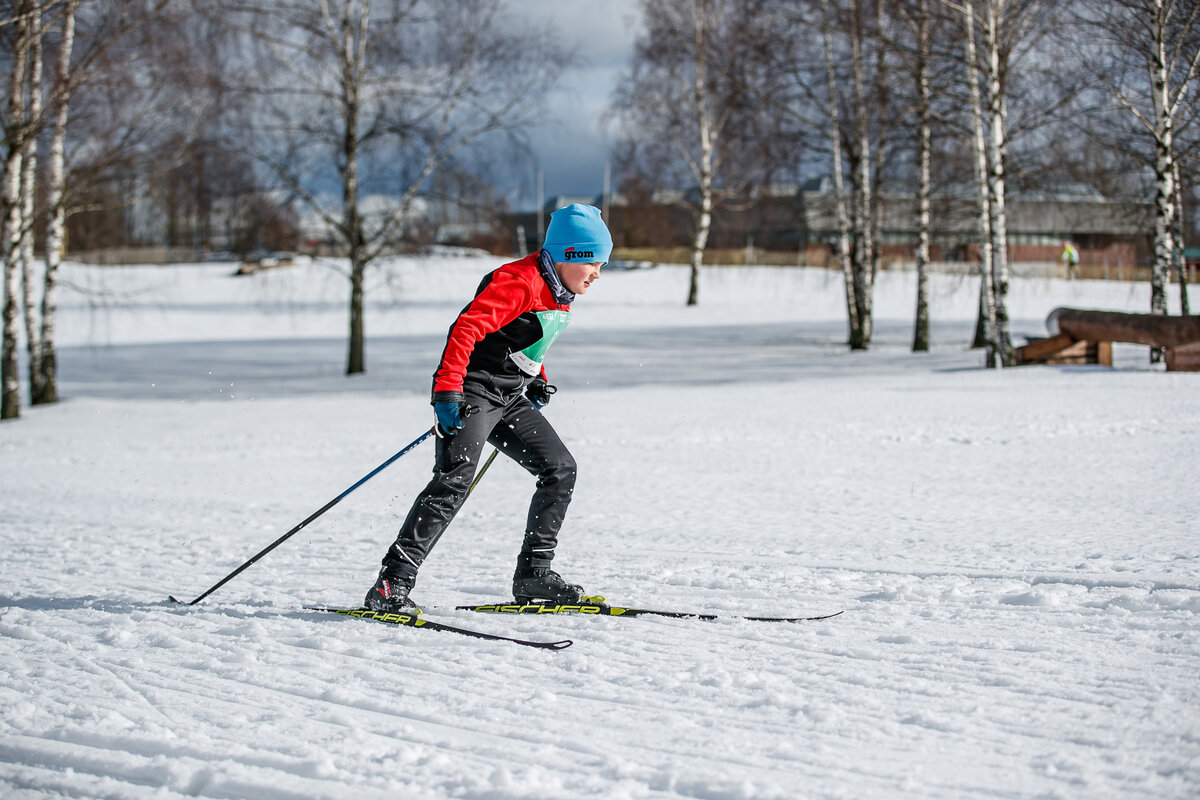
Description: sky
508,0,643,210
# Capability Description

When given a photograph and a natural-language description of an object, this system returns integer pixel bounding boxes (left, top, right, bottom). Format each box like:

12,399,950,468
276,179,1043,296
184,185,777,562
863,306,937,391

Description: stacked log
1014,308,1200,371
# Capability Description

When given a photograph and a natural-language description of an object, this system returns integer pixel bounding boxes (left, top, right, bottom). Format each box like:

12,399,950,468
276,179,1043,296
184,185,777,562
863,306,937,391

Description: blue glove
434,400,464,436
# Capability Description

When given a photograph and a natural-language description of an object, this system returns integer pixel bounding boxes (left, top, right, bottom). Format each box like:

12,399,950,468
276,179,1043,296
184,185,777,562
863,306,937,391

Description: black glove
525,380,557,409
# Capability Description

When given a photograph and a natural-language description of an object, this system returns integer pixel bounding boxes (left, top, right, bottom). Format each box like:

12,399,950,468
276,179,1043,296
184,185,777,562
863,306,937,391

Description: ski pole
468,449,499,497
171,426,436,605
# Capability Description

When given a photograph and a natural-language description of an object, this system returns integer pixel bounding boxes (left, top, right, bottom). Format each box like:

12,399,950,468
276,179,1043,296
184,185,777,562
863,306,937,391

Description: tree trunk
687,3,714,308
2,7,33,421
20,26,43,404
848,0,874,350
963,2,998,365
1149,0,1174,362
36,2,79,407
38,1,81,406
339,2,366,375
1175,161,1190,316
983,1,1013,366
347,250,365,375
912,0,932,353
688,186,711,307
821,0,858,342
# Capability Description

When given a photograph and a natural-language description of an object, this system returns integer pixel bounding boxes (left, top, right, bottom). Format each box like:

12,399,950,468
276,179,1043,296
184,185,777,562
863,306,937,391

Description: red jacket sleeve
433,268,536,394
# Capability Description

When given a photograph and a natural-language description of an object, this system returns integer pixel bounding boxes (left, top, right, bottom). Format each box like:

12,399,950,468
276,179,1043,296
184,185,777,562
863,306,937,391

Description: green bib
509,310,571,375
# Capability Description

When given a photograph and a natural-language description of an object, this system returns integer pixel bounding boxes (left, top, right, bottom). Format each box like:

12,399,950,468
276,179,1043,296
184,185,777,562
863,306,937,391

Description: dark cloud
511,0,640,208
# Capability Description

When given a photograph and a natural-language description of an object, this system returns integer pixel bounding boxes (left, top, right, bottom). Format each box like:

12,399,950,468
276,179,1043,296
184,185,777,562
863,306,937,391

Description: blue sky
509,0,642,210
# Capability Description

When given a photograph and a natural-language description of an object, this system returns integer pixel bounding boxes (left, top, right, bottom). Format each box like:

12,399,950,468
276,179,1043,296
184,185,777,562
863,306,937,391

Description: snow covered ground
2,255,1197,799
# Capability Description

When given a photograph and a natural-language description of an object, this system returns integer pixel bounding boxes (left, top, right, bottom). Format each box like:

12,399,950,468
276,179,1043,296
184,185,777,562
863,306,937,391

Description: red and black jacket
431,253,571,402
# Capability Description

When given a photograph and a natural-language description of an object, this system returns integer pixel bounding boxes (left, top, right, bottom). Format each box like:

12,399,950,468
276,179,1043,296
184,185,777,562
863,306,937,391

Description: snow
2,255,1198,799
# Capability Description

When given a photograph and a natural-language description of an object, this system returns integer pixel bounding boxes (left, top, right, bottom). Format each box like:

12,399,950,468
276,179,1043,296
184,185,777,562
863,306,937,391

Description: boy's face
555,261,603,295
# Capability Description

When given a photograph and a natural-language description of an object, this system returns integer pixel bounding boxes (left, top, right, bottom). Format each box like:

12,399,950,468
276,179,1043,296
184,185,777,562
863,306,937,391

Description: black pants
382,386,577,578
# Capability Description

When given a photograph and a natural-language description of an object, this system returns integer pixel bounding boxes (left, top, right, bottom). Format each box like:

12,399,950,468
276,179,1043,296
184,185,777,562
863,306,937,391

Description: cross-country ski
457,598,844,622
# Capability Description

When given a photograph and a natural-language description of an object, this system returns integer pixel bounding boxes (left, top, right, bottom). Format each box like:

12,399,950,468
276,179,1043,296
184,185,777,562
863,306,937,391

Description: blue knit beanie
542,203,613,265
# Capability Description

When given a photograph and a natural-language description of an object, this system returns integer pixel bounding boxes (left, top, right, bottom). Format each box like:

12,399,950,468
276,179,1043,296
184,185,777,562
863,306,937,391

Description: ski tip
168,595,181,603
547,639,574,650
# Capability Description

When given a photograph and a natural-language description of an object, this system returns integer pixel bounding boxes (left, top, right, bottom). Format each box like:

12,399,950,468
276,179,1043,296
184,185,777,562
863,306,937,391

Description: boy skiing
364,203,612,613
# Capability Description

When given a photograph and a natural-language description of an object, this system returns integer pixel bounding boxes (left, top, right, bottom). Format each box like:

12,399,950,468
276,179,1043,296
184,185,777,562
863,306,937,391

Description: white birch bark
327,1,368,375
1149,0,1175,325
848,0,874,349
38,0,80,406
2,7,33,420
1104,0,1200,361
687,0,714,308
821,0,858,338
983,0,1013,366
910,0,932,352
961,0,999,367
20,23,44,403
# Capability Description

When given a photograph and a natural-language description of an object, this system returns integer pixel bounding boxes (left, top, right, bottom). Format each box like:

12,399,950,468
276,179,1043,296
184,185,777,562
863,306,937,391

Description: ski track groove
4,605,912,797
11,582,1200,800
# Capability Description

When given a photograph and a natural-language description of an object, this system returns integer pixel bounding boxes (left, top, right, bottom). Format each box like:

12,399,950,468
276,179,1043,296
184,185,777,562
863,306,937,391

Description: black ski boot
512,564,584,604
363,568,418,613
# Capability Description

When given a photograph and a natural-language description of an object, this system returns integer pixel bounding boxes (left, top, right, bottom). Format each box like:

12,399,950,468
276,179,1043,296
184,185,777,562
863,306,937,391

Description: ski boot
363,568,419,614
512,565,585,605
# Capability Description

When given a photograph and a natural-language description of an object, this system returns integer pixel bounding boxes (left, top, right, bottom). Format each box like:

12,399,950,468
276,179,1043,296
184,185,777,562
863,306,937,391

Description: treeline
2,0,566,419
2,0,1198,421
609,0,1199,363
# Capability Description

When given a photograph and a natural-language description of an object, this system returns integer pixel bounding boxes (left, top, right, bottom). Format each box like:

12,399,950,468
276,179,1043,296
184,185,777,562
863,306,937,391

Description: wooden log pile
1014,308,1200,371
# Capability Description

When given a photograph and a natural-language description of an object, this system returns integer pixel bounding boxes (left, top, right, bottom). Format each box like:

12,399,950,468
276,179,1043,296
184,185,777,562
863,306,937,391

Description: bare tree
17,5,42,403
205,0,565,374
1,1,43,419
31,0,78,407
611,0,773,306
2,0,178,420
938,0,1059,366
891,0,940,352
803,0,896,348
947,0,1001,365
1082,0,1200,346
820,0,859,339
845,0,880,348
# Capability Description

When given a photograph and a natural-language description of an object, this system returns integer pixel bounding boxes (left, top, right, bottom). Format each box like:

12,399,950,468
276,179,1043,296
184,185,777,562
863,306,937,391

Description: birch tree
980,0,1015,365
2,0,175,420
940,0,1056,366
959,1,1000,366
611,0,773,306
892,0,939,352
1084,0,1200,342
845,0,879,348
208,0,564,374
31,0,79,406
1174,159,1190,314
18,1,43,405
820,0,858,339
1,1,40,420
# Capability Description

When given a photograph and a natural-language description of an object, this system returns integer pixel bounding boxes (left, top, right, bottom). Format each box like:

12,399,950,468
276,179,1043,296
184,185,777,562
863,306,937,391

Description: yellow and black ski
456,597,843,622
305,607,573,649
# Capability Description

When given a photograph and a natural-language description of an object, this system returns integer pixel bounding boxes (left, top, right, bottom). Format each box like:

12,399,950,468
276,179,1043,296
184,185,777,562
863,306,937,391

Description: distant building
789,179,1152,271
498,180,1154,273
